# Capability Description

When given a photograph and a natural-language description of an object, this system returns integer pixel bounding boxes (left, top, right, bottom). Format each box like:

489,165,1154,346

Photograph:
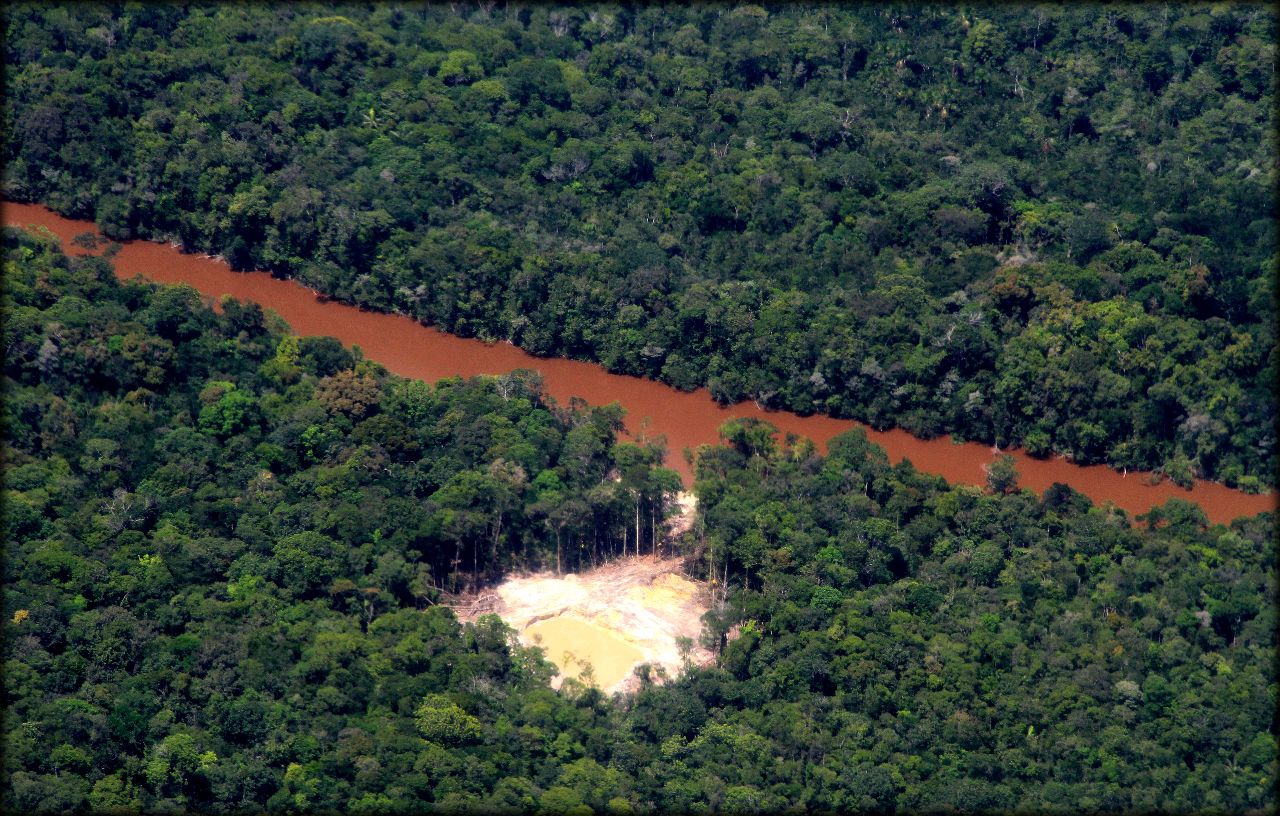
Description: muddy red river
6,201,1274,524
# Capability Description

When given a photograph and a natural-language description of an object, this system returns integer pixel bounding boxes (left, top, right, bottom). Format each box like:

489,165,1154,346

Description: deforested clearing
452,555,712,693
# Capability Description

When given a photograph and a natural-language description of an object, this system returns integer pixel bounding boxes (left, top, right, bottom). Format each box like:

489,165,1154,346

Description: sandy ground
667,491,699,539
452,550,712,694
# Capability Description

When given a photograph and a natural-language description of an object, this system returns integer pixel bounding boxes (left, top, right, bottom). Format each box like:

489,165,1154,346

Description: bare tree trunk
452,539,462,593
651,502,656,555
634,498,641,560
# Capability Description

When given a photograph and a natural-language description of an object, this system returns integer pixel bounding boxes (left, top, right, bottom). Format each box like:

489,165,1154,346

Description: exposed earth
452,553,712,694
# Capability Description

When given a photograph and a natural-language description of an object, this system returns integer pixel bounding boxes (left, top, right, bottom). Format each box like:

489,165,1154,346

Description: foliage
985,452,1019,494
1,234,673,812
3,3,1275,484
687,420,1276,813
3,236,1274,813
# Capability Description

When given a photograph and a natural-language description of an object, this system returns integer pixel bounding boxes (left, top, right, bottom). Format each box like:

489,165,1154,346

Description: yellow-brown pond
522,617,644,690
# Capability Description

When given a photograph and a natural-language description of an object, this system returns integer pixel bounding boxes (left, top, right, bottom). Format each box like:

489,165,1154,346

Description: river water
5,201,1274,525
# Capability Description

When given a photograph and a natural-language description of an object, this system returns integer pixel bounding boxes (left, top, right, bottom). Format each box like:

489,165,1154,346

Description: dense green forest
3,3,1275,486
4,234,1275,813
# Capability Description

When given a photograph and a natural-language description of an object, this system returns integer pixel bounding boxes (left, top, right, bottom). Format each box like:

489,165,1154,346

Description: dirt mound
453,554,712,694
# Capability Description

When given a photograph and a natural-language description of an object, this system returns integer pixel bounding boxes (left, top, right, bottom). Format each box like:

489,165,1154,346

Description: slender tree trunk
489,512,503,579
452,539,462,593
651,502,657,554
634,496,641,560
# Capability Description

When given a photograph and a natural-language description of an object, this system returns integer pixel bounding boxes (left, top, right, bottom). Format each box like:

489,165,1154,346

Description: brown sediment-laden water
6,201,1274,525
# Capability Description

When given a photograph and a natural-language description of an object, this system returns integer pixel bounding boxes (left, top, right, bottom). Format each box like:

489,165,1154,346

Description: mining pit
452,554,712,694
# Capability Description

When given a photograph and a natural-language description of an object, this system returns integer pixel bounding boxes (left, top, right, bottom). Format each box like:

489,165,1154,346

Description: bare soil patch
452,554,712,694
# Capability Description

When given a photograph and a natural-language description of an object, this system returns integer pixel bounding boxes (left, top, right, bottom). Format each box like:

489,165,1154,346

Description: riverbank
4,200,1274,525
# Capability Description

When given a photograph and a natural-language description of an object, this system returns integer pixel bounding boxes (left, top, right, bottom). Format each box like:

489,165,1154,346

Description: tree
985,453,1019,494
272,531,340,598
415,695,482,746
719,418,777,460
439,50,484,85
197,384,259,438
315,369,381,418
144,733,217,798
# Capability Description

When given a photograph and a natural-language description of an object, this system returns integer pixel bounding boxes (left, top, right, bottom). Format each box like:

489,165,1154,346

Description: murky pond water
522,617,644,690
